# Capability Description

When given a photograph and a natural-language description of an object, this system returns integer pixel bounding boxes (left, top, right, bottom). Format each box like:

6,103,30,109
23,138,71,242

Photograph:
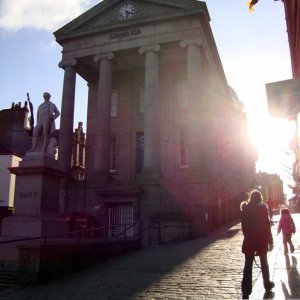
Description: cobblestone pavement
251,213,300,300
0,214,299,300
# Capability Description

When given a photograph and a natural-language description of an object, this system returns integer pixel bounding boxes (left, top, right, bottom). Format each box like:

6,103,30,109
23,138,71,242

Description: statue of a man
30,92,60,152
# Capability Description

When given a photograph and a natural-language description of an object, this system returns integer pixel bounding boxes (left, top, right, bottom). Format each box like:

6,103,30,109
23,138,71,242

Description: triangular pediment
54,0,208,43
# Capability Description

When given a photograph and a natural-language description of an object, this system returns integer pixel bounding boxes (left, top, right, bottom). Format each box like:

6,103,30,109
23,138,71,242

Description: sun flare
248,116,295,190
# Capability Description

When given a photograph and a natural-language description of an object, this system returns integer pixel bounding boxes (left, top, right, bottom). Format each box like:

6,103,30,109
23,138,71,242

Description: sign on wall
266,78,300,119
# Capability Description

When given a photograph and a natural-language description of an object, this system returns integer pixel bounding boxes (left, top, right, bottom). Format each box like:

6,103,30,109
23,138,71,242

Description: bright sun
248,115,295,195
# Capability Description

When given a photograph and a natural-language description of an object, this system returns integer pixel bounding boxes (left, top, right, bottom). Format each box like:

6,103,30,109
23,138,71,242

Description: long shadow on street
0,220,244,300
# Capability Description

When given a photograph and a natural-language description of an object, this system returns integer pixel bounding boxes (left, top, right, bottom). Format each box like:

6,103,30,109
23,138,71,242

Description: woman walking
240,190,275,299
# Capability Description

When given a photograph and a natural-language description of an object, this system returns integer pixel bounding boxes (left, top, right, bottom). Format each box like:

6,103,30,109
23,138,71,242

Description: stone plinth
1,152,68,238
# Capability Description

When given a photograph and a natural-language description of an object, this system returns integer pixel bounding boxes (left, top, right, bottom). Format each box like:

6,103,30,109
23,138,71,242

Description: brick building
0,103,31,226
266,0,300,204
282,0,300,78
254,171,284,210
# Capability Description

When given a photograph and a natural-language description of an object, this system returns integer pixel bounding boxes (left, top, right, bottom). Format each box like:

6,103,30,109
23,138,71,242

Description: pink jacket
277,214,296,236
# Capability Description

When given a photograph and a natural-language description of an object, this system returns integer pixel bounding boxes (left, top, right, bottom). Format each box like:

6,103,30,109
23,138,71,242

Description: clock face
118,3,136,20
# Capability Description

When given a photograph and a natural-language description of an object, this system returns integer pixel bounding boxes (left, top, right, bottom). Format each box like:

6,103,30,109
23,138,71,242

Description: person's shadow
263,290,275,299
280,255,300,299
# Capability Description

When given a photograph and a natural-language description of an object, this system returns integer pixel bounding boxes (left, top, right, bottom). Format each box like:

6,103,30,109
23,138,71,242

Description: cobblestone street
0,214,299,300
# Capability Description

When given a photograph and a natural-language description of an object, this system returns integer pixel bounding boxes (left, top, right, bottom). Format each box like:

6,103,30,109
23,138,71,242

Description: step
0,269,18,291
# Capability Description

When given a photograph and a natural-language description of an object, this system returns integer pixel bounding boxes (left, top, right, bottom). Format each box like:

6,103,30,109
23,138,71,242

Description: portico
54,0,255,241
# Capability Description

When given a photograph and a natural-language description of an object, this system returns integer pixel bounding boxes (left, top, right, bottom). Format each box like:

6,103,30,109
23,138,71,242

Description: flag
246,0,259,13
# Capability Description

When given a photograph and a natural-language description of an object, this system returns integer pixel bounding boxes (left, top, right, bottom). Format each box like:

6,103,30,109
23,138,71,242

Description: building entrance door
108,204,134,238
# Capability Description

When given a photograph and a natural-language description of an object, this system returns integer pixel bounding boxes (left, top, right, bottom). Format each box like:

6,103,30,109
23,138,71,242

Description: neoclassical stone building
54,0,256,242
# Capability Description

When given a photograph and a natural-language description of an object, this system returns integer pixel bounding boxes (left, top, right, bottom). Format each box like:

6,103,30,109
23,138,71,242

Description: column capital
180,39,203,49
93,53,114,63
138,44,160,55
58,59,77,69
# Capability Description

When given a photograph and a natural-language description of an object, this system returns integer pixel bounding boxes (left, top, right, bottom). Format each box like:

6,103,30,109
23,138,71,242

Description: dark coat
241,202,273,256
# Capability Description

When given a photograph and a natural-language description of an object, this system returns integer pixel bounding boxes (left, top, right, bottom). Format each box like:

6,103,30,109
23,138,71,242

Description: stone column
138,45,160,176
58,59,77,175
181,39,210,235
180,39,202,105
93,53,114,176
180,39,206,168
85,82,98,180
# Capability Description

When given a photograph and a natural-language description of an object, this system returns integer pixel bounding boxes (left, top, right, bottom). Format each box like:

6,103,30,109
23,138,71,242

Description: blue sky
0,0,295,196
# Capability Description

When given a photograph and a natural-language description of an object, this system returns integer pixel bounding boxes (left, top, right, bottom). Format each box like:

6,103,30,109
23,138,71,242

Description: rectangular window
179,128,188,167
177,80,188,109
108,205,134,238
111,90,118,117
110,132,118,173
139,85,145,113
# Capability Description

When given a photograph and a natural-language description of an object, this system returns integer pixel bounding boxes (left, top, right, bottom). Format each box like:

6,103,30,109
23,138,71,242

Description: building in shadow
0,1,257,245
54,0,257,243
0,102,31,229
71,122,86,181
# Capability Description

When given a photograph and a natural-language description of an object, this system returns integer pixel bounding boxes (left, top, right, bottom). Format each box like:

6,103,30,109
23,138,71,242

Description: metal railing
0,222,142,247
0,221,154,285
0,220,189,252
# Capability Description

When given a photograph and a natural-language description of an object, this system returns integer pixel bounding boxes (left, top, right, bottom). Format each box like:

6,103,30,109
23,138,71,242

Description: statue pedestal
1,152,68,238
0,152,71,277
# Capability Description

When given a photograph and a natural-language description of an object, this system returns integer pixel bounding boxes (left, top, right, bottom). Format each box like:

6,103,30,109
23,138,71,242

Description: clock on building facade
117,2,137,20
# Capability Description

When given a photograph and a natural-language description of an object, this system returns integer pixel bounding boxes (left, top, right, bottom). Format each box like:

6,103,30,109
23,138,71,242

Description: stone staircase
0,268,18,291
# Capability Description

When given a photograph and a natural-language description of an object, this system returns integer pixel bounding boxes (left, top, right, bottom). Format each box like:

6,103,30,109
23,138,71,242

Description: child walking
277,208,296,255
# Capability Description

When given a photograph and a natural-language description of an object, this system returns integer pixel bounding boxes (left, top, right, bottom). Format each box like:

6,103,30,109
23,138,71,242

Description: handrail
0,220,163,248
0,220,162,283
115,222,136,239
0,222,139,245
133,223,154,239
